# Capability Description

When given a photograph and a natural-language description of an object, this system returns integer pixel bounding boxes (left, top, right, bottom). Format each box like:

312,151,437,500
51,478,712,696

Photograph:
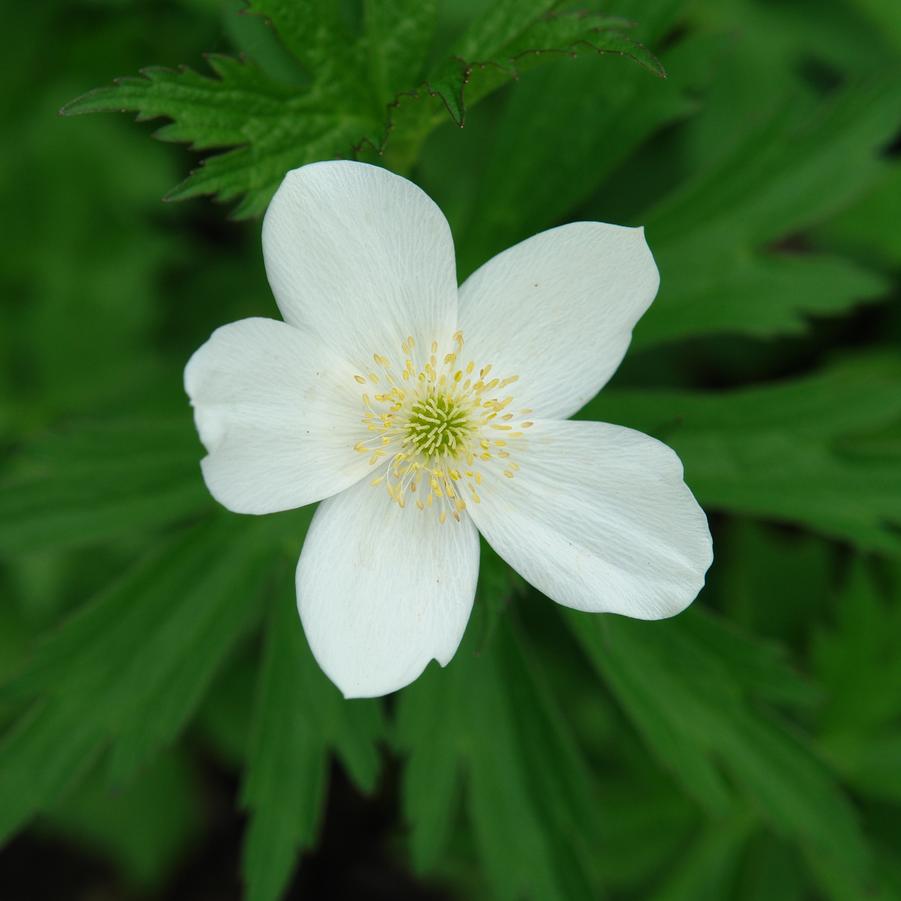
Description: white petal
467,420,712,619
297,476,480,698
185,318,371,514
262,161,458,372
457,223,659,419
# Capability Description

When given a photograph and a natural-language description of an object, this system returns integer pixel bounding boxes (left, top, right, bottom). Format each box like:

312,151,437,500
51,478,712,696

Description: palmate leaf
453,36,697,275
567,611,873,894
636,71,900,346
0,515,277,843
0,416,210,554
456,28,896,342
396,574,602,901
241,584,384,901
61,0,660,216
813,560,901,807
632,251,888,348
40,750,202,890
582,355,901,551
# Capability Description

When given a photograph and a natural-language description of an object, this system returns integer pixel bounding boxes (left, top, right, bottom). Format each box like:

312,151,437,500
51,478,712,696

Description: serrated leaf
428,7,664,125
241,586,383,901
0,516,275,843
63,1,660,215
62,58,376,217
582,356,901,551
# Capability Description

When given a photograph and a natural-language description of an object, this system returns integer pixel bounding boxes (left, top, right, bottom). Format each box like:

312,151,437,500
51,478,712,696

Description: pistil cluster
352,331,533,522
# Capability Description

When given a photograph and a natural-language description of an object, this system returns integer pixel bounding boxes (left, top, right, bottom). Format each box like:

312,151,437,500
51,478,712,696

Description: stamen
350,332,528,521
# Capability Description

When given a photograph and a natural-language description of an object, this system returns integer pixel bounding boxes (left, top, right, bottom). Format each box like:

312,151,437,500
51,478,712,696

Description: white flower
185,161,713,699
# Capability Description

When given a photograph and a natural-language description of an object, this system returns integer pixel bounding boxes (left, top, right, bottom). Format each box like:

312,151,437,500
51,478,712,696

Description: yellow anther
358,330,527,521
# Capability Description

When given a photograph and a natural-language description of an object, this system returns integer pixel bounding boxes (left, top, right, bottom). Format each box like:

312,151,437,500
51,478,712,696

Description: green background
2,0,901,898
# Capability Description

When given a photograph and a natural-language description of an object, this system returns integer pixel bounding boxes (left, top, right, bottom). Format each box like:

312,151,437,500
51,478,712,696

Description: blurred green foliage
1,0,900,899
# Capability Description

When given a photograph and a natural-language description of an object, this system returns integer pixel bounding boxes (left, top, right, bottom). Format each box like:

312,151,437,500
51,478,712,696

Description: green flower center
406,392,471,458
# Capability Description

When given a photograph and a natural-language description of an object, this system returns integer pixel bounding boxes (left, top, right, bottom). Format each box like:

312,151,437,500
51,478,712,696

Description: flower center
351,332,533,522
406,392,472,457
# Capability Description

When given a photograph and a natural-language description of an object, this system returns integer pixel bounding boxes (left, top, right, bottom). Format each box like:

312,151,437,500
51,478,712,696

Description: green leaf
583,355,901,551
645,74,900,248
636,72,899,346
567,611,872,892
815,163,901,269
454,38,696,275
39,750,202,890
394,652,463,873
397,609,601,901
62,1,659,215
427,4,664,126
241,586,384,901
632,252,888,349
677,609,818,710
0,516,275,842
813,559,901,734
246,0,363,88
0,417,209,555
61,56,376,218
649,817,753,901
734,835,805,901
814,559,901,805
364,0,438,105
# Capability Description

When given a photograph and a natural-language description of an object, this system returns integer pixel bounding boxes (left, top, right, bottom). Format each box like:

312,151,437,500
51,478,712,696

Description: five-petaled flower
185,161,713,698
